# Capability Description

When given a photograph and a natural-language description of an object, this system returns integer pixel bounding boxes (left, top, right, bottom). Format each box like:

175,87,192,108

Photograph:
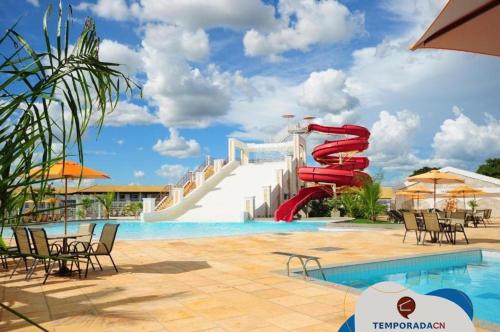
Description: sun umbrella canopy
407,170,464,209
29,160,109,234
402,185,434,194
447,185,486,196
411,0,500,57
30,160,110,179
407,170,464,184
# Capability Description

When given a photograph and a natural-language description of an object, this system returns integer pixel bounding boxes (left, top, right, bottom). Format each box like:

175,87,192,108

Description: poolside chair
449,213,469,244
82,223,120,277
473,210,487,228
402,212,421,244
483,209,492,224
28,228,82,284
9,227,34,279
421,212,448,246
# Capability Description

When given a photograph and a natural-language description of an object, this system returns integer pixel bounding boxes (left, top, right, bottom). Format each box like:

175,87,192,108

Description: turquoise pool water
304,250,500,325
4,220,328,240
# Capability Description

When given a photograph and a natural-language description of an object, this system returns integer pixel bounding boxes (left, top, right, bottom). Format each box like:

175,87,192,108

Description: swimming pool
303,250,500,325
4,220,330,240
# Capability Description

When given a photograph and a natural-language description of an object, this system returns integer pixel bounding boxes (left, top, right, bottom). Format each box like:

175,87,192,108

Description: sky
3,0,500,187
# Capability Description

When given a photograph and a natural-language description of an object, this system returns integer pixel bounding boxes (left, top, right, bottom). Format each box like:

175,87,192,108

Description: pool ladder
273,252,326,280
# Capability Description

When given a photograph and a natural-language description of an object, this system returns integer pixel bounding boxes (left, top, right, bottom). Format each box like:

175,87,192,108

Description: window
130,193,139,201
119,194,126,201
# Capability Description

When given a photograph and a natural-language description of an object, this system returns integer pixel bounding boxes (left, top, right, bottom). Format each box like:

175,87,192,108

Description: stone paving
1,222,499,331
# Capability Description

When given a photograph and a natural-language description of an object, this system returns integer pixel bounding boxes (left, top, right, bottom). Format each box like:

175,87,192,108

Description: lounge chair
421,212,448,246
449,214,469,244
28,228,82,284
402,212,422,244
82,223,120,277
9,227,34,279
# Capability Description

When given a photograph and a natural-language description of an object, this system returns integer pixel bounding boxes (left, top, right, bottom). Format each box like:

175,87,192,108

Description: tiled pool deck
1,222,499,331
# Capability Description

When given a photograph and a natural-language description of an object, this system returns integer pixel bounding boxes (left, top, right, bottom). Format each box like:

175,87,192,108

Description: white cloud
116,139,124,145
99,39,143,75
367,110,421,171
432,107,500,164
243,0,364,61
141,24,231,128
133,170,145,178
136,0,276,31
156,164,187,182
105,101,158,127
26,0,39,7
153,128,201,158
300,69,359,113
76,0,130,21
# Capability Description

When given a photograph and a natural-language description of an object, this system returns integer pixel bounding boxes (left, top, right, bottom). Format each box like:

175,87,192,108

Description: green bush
308,199,331,217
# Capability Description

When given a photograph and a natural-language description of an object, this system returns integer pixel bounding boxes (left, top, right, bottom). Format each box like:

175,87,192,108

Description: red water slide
274,124,370,222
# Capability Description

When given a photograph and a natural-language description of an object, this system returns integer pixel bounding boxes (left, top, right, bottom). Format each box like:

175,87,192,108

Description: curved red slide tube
274,124,371,222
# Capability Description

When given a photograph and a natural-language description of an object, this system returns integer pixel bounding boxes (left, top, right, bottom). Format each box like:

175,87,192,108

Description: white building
398,167,500,217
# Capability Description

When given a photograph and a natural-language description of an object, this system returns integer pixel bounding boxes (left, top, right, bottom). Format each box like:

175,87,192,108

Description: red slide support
274,124,371,222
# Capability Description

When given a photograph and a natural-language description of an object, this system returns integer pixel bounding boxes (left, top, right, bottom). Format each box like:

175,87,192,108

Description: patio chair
483,209,492,224
83,223,120,277
1,236,22,270
28,228,82,284
421,212,448,246
450,211,467,227
402,212,421,244
449,214,469,244
473,210,487,228
9,227,34,279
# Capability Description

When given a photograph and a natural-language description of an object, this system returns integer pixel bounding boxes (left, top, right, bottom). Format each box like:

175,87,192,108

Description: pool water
304,250,500,325
4,220,329,241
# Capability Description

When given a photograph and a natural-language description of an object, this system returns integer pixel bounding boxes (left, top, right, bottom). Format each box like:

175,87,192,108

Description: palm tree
0,1,139,234
80,197,94,218
95,192,115,219
359,181,386,221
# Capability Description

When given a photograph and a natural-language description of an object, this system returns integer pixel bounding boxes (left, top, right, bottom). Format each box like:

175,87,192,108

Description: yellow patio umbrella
407,170,464,210
30,160,110,234
411,0,500,57
396,185,433,209
446,185,486,210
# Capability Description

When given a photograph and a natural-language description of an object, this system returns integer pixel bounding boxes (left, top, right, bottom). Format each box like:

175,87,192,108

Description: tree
0,2,138,328
0,1,138,235
358,181,386,221
80,197,93,218
410,166,439,177
476,158,500,179
338,187,363,218
95,192,115,219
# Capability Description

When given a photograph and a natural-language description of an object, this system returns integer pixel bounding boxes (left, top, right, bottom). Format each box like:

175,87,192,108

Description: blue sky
4,0,500,187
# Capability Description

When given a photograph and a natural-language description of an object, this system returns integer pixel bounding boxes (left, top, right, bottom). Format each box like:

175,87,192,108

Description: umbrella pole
433,182,436,211
64,177,68,235
463,193,466,211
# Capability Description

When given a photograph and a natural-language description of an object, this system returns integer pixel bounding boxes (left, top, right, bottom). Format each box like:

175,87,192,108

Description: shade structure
30,161,110,234
396,185,433,209
407,170,464,209
446,185,486,210
411,0,500,57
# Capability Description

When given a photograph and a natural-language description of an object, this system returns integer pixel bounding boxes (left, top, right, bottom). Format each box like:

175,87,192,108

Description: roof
53,185,169,194
439,166,500,186
380,186,394,199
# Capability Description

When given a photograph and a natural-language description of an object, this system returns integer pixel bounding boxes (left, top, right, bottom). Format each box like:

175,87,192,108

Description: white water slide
177,161,286,221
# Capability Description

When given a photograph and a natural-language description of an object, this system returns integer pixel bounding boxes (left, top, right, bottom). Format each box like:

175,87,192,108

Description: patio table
47,233,91,275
